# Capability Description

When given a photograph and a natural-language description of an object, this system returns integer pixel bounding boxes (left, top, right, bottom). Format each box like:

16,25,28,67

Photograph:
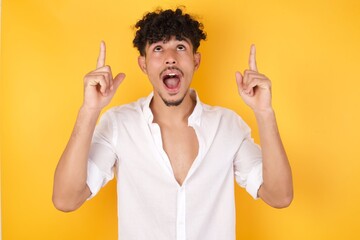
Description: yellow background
1,0,360,239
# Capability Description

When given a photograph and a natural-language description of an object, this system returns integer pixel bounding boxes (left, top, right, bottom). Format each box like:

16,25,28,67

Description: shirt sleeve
233,117,263,199
86,110,118,199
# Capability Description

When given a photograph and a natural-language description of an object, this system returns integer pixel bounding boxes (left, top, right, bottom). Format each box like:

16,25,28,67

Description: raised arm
235,45,293,208
52,42,125,212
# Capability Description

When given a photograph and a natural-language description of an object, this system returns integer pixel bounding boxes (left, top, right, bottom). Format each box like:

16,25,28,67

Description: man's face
138,36,201,107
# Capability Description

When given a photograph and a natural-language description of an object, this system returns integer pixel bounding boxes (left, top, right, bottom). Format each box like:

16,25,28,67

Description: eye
154,46,162,52
177,45,186,51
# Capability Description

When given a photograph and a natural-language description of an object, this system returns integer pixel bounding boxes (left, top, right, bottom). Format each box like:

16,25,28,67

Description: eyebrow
154,37,191,44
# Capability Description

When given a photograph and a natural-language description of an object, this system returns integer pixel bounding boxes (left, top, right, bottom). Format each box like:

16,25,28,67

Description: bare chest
159,125,199,186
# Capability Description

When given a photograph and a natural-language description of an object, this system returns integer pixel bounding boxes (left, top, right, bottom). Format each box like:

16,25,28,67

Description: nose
165,51,177,65
166,59,176,65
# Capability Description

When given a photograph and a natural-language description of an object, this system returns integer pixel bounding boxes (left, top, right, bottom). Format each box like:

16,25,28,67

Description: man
53,8,293,240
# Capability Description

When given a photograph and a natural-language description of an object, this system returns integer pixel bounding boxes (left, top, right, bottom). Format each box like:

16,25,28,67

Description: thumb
112,73,126,91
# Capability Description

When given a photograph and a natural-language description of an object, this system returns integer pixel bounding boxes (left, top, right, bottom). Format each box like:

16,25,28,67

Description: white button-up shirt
87,91,263,240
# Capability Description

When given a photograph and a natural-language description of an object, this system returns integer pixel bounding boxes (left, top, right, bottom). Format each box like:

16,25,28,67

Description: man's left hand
235,44,273,113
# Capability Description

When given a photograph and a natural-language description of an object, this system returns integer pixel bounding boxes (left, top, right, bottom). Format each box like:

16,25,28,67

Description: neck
150,90,196,126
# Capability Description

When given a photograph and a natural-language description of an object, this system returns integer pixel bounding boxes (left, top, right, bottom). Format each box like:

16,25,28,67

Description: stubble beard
159,92,187,107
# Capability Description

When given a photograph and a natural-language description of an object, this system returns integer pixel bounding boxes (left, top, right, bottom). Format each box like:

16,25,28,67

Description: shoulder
201,102,241,121
100,97,147,123
200,102,250,132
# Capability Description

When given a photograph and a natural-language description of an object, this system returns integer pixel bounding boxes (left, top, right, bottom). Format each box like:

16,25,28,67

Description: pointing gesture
97,41,106,69
235,44,272,112
83,41,126,111
249,44,258,72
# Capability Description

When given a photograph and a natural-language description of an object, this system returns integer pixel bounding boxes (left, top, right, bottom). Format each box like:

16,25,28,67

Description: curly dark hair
133,8,207,56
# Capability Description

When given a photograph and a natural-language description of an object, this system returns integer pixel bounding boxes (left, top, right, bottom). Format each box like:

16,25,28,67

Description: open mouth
162,72,181,90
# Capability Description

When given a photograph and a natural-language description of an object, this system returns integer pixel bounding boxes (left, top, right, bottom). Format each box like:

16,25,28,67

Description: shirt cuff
245,163,263,199
86,161,103,200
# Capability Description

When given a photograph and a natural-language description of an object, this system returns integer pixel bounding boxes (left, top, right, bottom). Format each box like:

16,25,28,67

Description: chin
160,92,187,107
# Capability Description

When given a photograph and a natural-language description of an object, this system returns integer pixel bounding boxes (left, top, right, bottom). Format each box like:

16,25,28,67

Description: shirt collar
142,92,154,124
188,89,202,126
141,89,203,126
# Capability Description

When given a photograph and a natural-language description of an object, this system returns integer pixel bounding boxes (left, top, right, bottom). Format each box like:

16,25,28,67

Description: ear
194,52,201,70
138,56,147,74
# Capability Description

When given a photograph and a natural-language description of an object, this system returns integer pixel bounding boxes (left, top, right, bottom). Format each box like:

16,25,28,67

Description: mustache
159,67,184,78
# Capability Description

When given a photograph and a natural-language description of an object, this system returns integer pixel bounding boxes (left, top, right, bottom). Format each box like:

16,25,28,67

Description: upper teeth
168,73,176,77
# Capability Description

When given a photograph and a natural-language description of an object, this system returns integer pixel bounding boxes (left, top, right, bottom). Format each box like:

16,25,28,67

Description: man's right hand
82,41,126,111
53,41,125,212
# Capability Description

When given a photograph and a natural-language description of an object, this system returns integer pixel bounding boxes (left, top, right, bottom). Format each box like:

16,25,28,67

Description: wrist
254,108,277,125
254,107,275,117
79,105,102,119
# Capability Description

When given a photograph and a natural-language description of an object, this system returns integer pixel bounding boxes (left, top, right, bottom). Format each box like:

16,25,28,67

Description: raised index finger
249,44,258,72
96,41,106,69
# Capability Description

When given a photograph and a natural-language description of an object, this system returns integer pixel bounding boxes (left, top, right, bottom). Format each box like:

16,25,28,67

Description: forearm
53,106,101,211
255,109,293,208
